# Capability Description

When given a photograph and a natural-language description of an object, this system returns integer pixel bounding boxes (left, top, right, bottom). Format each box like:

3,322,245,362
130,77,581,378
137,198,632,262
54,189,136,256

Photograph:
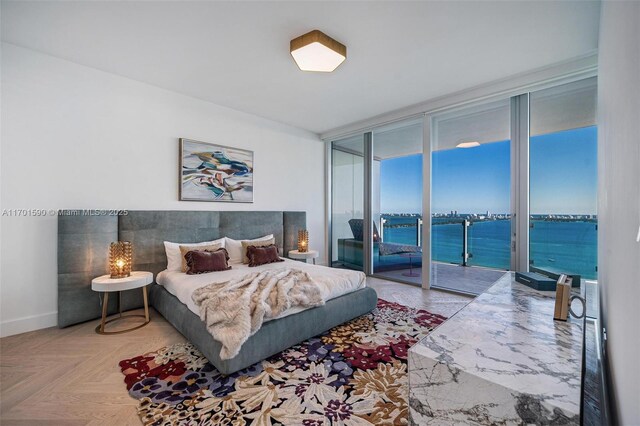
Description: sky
380,126,597,215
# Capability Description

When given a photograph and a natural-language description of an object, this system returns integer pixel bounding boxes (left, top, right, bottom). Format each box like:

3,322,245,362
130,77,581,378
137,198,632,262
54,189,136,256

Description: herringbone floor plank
0,279,471,424
1,308,185,424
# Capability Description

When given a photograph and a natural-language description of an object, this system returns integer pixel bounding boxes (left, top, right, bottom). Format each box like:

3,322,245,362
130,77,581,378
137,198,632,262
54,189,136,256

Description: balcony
333,216,510,295
375,262,508,295
378,215,509,294
333,212,597,295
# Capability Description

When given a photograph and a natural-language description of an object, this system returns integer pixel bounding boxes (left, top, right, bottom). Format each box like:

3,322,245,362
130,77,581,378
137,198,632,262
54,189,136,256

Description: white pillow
225,234,274,264
164,238,225,271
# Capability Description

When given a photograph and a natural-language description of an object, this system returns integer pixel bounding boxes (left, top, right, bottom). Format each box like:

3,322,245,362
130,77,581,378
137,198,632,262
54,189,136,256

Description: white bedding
156,258,366,321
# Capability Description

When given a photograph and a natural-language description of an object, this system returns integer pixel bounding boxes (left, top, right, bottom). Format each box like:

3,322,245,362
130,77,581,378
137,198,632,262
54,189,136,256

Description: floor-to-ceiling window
529,77,598,280
327,76,597,295
430,99,512,294
371,119,424,285
330,135,365,271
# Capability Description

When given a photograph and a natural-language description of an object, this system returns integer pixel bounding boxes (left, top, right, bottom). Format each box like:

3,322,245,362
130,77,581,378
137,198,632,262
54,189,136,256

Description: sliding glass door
529,78,598,280
328,76,597,295
330,121,425,281
371,119,424,285
330,135,365,271
430,99,512,293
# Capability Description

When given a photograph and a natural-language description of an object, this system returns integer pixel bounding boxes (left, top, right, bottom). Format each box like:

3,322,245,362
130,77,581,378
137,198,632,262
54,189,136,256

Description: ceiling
1,1,601,134
331,76,597,158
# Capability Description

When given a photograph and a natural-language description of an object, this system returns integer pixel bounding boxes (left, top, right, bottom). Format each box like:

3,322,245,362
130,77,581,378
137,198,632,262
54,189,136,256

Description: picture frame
179,138,254,203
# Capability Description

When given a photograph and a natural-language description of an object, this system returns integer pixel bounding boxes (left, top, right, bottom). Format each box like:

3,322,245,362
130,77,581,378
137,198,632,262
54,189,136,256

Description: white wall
0,43,325,337
597,1,640,424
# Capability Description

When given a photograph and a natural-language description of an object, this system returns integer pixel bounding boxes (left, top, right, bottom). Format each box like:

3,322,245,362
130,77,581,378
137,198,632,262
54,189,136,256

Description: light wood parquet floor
0,278,472,425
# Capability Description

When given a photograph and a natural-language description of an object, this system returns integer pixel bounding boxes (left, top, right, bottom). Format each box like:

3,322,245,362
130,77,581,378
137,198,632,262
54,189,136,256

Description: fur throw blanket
191,268,325,360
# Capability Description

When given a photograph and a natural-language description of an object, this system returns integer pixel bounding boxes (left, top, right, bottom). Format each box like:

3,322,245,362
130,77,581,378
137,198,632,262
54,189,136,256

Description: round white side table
91,271,153,335
288,249,319,265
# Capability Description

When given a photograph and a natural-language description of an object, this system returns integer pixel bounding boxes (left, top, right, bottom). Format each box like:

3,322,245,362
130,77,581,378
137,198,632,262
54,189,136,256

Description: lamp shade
297,230,309,253
290,30,346,72
109,241,132,278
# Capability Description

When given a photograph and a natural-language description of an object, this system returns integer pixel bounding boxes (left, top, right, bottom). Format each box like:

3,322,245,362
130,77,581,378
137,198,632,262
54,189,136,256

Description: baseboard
0,311,57,338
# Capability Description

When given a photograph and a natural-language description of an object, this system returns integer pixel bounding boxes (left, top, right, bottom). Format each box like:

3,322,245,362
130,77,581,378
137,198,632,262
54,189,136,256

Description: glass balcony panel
431,217,465,265
466,219,511,270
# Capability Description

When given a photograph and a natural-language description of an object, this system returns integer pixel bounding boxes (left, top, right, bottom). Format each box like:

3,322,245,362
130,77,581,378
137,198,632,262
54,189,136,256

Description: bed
152,258,375,374
57,210,378,374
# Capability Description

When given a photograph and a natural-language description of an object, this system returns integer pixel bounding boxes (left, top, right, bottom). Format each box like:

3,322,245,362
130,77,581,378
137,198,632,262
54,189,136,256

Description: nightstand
288,249,319,265
91,271,153,334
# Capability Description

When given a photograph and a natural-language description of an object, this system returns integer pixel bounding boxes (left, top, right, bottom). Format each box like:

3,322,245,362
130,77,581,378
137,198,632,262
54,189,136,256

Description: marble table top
409,273,583,425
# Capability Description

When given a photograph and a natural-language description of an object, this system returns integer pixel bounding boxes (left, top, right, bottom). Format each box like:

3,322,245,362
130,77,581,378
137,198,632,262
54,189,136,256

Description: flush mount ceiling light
456,141,481,149
290,30,346,72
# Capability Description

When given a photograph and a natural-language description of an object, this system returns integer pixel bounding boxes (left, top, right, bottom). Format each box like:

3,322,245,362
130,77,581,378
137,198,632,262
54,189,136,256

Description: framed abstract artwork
179,138,254,202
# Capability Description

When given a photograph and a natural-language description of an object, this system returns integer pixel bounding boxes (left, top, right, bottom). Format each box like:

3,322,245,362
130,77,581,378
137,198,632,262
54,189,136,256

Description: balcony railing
379,217,423,246
380,217,474,266
376,215,597,279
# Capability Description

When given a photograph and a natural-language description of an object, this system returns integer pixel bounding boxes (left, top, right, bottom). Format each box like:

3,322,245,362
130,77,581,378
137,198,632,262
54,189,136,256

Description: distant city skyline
379,126,597,215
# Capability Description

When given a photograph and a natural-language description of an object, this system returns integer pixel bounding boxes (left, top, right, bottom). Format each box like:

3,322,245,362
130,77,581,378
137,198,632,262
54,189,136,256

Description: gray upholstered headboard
57,210,306,327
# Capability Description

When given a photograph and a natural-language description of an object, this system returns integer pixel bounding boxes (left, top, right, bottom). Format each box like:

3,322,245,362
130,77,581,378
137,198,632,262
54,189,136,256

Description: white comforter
156,258,366,321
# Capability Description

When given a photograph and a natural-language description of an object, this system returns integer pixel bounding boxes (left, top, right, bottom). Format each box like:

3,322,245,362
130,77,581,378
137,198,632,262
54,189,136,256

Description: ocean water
382,216,597,279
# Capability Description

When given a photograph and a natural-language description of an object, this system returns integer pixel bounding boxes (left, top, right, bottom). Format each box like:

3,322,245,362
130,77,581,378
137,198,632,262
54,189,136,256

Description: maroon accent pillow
184,248,232,275
246,244,284,267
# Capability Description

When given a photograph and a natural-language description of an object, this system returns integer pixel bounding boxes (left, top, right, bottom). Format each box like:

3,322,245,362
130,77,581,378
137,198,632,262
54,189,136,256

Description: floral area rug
119,299,446,425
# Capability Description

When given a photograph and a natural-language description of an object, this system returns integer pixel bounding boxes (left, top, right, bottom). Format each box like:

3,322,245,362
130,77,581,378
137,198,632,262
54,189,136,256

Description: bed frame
57,210,377,374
